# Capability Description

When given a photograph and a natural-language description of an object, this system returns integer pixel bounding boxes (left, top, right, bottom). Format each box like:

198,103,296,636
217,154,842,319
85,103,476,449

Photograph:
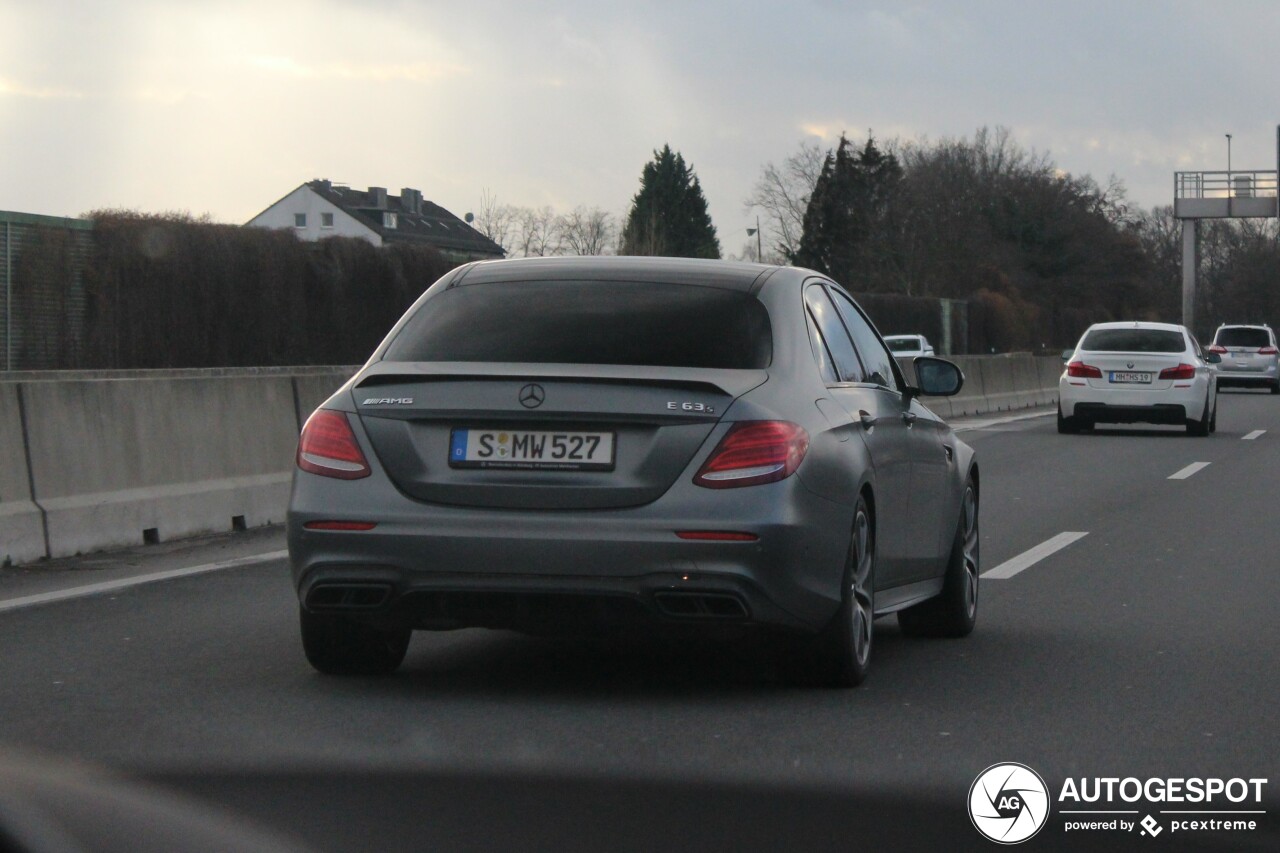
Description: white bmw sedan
1058,321,1221,436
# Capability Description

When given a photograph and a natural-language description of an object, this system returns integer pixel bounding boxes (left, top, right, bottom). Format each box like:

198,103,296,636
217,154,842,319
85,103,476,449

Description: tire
1187,395,1211,437
300,606,411,675
1270,381,1279,395
898,478,979,638
1057,406,1079,434
798,496,875,688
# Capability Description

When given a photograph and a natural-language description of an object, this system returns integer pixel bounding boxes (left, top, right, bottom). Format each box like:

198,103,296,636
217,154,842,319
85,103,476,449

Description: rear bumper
1059,377,1209,423
1215,367,1277,388
288,476,852,635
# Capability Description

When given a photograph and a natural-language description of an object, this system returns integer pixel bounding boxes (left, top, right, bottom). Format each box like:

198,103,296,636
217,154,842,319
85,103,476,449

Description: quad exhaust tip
652,591,749,620
306,583,393,611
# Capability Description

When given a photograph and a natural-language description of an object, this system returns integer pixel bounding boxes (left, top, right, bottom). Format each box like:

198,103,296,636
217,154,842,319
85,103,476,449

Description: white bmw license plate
1109,371,1152,384
449,429,615,470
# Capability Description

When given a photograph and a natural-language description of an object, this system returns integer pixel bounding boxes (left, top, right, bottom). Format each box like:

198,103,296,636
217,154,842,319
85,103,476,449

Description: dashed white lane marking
0,550,288,614
983,532,1088,579
1168,462,1211,480
1243,430,1266,440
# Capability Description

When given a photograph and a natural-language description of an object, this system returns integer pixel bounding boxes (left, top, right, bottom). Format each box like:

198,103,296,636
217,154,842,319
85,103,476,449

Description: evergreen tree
620,145,721,258
793,133,902,288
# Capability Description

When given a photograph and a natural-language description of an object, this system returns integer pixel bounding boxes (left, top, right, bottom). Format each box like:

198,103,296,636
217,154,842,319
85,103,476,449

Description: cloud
244,56,468,83
0,77,84,100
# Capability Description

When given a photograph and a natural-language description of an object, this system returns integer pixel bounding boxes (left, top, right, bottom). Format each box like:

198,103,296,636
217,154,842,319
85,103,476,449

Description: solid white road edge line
0,549,289,614
1168,462,1211,480
983,532,1088,580
1243,430,1266,440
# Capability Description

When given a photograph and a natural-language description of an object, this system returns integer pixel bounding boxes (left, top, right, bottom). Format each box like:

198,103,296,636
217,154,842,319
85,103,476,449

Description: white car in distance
1059,321,1221,436
883,334,935,358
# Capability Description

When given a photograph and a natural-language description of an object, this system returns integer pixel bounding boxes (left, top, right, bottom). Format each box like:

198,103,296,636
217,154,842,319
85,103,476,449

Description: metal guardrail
1175,170,1279,199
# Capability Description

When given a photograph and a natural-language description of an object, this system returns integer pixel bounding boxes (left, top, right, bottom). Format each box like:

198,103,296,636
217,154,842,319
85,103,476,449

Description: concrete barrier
944,355,990,417
1038,357,1066,408
1,367,354,563
0,384,44,565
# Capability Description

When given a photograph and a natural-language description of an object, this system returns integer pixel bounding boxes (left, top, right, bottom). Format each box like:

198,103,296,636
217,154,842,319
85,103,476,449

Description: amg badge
362,397,414,405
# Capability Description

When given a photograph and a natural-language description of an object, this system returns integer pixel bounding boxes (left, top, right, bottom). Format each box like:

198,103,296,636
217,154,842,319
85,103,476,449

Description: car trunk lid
352,362,766,509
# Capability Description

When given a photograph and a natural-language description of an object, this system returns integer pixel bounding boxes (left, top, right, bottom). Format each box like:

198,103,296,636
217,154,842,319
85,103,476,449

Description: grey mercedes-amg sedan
288,257,979,686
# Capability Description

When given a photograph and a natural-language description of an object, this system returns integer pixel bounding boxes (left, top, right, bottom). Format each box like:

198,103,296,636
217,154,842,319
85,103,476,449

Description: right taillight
297,410,371,480
694,421,809,489
1066,361,1103,378
1259,346,1278,355
1159,363,1196,380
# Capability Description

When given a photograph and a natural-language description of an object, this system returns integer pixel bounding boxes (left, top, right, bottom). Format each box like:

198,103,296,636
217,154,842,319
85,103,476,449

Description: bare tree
557,206,617,255
472,189,519,254
744,139,826,261
509,206,561,257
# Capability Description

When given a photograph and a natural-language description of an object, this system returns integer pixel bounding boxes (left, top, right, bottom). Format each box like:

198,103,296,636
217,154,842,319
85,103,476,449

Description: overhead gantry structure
1174,127,1279,329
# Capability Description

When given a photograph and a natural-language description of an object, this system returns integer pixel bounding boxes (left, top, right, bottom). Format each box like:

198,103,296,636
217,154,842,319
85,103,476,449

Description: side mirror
1205,352,1222,365
910,356,964,397
1061,350,1074,363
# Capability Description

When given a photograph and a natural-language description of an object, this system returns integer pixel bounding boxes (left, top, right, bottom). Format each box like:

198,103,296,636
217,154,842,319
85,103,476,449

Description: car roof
1216,323,1271,329
449,256,783,293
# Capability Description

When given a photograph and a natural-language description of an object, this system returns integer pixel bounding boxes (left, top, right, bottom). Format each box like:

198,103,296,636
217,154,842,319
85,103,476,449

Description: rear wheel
798,497,874,688
1271,380,1279,395
1187,395,1211,437
899,478,979,638
300,607,411,675
1057,406,1080,434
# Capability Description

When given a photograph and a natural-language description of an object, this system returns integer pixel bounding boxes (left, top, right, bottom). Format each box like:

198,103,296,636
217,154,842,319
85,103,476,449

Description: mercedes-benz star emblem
518,383,545,409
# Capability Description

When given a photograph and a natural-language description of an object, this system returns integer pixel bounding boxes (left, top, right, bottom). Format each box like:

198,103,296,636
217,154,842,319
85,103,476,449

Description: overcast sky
3,0,1279,257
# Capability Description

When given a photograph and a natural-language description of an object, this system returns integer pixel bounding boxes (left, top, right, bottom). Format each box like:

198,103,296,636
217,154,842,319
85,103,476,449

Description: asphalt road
2,393,1279,851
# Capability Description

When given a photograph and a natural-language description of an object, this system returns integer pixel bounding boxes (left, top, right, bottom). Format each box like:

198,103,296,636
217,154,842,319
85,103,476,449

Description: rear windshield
885,338,921,353
1080,328,1185,353
382,280,772,369
1214,327,1272,348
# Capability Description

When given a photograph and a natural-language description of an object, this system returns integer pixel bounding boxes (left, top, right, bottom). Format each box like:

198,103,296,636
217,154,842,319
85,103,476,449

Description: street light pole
746,216,763,262
1226,133,1233,175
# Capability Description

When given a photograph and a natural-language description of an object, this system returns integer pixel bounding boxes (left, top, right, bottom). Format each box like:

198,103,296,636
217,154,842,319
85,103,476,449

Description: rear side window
1214,327,1272,348
1081,329,1186,353
830,289,900,392
804,286,863,382
382,280,772,369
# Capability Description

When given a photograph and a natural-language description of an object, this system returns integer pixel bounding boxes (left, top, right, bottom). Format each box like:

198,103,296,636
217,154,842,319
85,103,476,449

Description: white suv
1208,324,1279,394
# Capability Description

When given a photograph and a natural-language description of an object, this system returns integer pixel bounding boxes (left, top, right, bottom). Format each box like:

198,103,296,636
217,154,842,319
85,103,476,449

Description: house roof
307,180,504,257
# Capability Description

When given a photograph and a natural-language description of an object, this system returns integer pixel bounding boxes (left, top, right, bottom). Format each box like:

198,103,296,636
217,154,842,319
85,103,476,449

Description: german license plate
449,429,615,470
1109,371,1151,384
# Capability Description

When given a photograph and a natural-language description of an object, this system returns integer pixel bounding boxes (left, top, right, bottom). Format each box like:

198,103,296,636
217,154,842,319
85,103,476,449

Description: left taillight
1066,361,1103,378
693,421,809,489
297,410,371,480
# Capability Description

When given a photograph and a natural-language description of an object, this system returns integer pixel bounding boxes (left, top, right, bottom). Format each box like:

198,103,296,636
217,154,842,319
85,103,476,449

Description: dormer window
383,212,397,229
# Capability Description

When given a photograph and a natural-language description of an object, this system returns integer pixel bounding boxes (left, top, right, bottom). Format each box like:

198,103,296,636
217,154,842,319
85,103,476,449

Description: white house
247,180,504,263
